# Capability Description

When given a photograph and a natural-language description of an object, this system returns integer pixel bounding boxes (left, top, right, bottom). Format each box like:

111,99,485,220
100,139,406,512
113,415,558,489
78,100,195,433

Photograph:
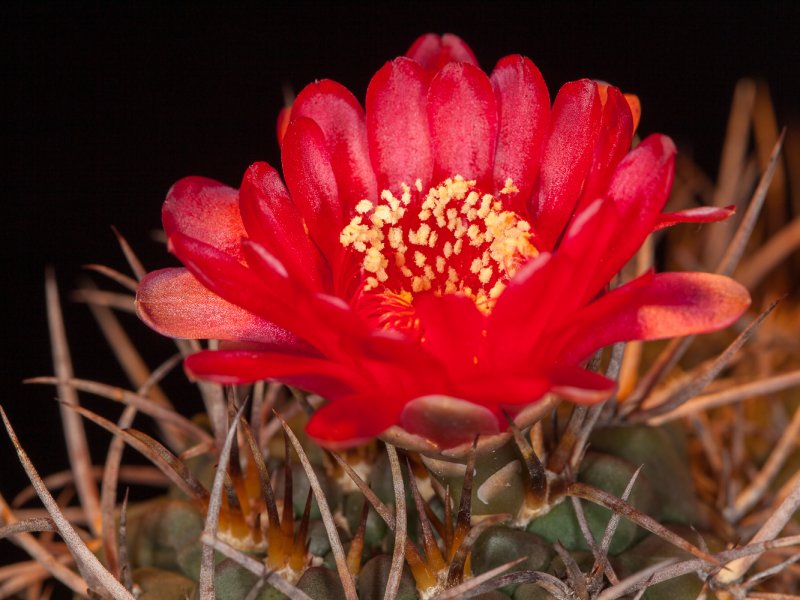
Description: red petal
460,374,551,406
162,176,246,262
654,205,736,231
487,253,572,370
281,117,344,263
549,365,616,405
241,240,367,340
136,268,299,346
427,62,498,188
490,55,550,212
185,350,359,397
576,86,634,212
306,396,403,449
406,33,478,71
530,79,603,249
399,395,500,447
291,80,377,209
556,272,751,362
553,198,620,308
239,162,328,291
415,293,486,378
366,57,433,193
584,133,676,295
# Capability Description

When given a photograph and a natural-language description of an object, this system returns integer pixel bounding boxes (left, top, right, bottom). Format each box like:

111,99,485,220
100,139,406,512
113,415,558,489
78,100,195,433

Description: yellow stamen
339,176,538,317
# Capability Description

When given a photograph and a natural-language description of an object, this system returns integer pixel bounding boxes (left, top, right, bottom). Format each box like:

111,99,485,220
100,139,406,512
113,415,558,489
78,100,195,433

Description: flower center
340,176,538,319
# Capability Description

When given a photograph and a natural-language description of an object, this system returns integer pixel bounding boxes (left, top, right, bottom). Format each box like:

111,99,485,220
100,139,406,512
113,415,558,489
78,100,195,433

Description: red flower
136,34,749,450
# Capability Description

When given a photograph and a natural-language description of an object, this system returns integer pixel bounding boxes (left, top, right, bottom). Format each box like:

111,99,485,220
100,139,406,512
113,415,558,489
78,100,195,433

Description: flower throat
340,176,538,315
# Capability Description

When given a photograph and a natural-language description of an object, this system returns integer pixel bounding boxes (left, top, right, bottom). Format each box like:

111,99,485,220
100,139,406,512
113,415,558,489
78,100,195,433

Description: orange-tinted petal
556,272,751,362
136,267,299,346
654,205,736,230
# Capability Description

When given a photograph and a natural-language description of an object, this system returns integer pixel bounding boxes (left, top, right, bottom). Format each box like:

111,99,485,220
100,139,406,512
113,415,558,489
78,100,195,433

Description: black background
4,0,799,564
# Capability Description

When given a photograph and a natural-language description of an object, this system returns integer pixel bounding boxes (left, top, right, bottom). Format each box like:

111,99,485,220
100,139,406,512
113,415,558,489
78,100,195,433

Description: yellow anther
341,175,537,315
467,224,483,246
470,258,482,274
411,276,431,293
489,280,505,299
371,205,393,227
501,179,519,194
364,248,386,273
477,195,493,219
416,223,431,245
356,199,374,214
388,227,403,250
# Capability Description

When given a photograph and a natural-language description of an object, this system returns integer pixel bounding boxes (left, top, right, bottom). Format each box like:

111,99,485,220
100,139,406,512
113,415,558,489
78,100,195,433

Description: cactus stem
277,412,359,600
568,481,718,564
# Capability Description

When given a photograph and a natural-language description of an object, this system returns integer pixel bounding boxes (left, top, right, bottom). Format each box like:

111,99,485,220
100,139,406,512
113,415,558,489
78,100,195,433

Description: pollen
340,176,538,318
500,178,520,195
355,199,373,214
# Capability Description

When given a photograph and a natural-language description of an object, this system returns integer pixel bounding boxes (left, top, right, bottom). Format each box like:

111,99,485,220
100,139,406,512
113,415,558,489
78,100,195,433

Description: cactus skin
110,417,720,599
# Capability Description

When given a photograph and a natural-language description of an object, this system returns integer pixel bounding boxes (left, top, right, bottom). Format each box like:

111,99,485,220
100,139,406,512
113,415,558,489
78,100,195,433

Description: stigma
340,176,538,314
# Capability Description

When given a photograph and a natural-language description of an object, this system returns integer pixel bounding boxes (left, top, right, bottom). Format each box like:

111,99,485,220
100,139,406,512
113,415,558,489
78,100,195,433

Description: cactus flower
136,34,749,450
